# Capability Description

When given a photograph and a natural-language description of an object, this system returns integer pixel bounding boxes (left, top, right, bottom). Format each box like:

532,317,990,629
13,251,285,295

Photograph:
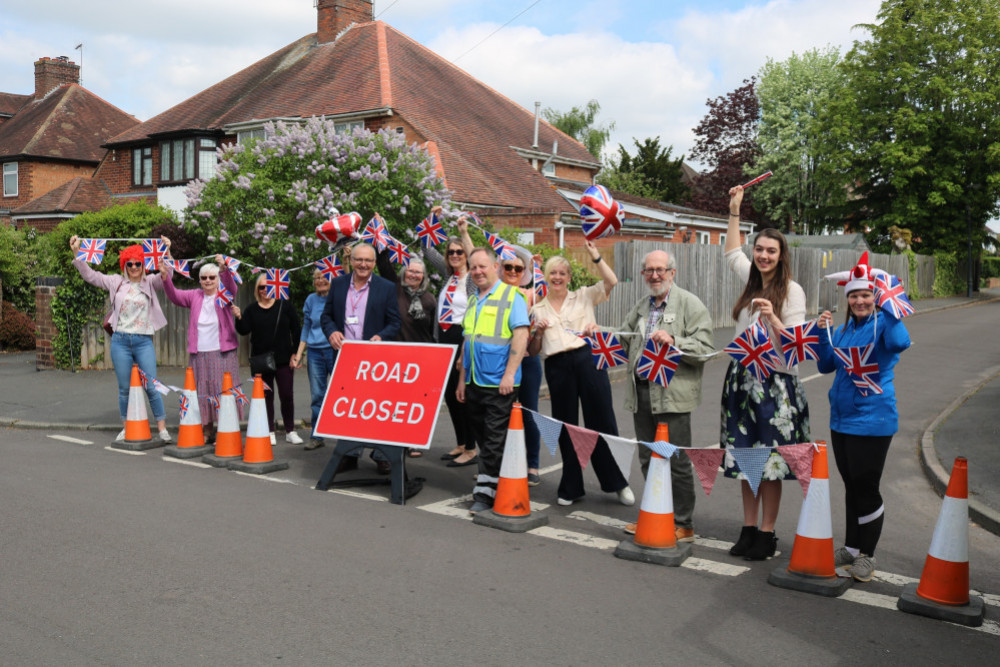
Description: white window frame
541,162,556,177
237,128,268,145
718,233,726,247
697,231,711,245
2,162,17,197
334,120,364,135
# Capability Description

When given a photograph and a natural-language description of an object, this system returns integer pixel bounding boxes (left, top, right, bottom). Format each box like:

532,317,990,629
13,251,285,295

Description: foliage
823,0,1000,254
0,224,42,316
931,251,965,297
542,99,616,160
982,256,1000,279
0,303,35,350
600,138,690,204
755,47,849,233
687,78,764,222
905,249,920,299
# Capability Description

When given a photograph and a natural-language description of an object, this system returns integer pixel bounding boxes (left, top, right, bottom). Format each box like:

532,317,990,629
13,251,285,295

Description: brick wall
34,57,80,97
317,0,374,43
34,277,64,370
2,161,96,211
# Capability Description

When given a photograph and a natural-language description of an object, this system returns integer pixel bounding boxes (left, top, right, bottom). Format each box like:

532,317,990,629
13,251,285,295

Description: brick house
0,57,138,230
97,0,749,251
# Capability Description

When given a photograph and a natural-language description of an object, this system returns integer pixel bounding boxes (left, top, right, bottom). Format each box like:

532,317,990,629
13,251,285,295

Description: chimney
317,0,374,44
34,56,80,98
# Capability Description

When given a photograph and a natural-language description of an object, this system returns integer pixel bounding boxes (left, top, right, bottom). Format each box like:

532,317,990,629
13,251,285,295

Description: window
541,162,556,177
697,231,710,245
719,233,727,247
237,128,267,145
334,120,364,134
132,147,152,186
159,138,217,182
2,162,17,197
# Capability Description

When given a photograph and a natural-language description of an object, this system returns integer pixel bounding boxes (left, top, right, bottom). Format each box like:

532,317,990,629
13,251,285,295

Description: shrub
0,224,42,316
0,304,36,350
932,251,965,297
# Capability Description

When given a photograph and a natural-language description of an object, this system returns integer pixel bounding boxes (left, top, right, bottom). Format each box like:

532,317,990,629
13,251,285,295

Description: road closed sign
314,341,457,449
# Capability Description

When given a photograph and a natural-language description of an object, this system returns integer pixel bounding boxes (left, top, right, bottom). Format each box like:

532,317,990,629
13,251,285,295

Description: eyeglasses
352,257,375,265
502,264,525,274
642,267,675,277
447,249,465,256
125,261,143,268
200,275,217,281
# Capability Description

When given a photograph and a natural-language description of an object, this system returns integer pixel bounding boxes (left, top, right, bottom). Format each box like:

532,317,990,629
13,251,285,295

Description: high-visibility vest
463,281,517,387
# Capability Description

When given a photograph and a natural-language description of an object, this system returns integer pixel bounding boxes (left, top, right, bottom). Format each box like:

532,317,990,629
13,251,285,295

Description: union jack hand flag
636,339,683,387
438,290,456,325
222,256,243,285
215,284,233,308
360,217,390,251
76,238,106,265
250,266,263,275
416,212,447,247
314,254,344,279
387,237,411,265
778,320,821,367
208,394,220,412
230,385,249,408
141,239,166,271
585,331,629,371
264,268,290,300
484,231,509,255
873,274,914,320
834,344,883,395
136,367,151,389
166,258,191,279
533,261,547,300
725,320,780,383
179,394,190,419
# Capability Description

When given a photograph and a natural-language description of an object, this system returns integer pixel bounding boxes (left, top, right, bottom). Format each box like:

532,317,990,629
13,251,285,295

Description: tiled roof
0,85,138,162
0,92,30,117
553,178,729,222
106,21,596,211
12,177,112,215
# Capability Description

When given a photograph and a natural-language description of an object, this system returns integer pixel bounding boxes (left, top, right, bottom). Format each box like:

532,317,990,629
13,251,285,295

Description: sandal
408,449,424,458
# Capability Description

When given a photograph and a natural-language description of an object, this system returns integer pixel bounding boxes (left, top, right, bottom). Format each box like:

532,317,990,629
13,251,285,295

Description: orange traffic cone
203,372,243,467
227,374,288,474
614,423,690,566
473,403,548,532
112,364,158,450
768,443,851,596
164,367,211,459
898,457,984,626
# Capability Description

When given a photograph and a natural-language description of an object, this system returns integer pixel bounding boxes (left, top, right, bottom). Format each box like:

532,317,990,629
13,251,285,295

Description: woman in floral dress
721,185,810,560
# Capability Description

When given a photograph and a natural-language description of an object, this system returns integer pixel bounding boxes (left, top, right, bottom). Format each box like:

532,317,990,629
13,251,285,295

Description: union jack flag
178,394,190,419
215,284,233,308
314,254,345,279
778,320,821,367
230,385,249,408
873,274,914,320
834,344,883,395
208,394,220,412
76,238,106,265
136,367,151,389
387,237,411,265
725,320,780,383
636,339,682,387
166,258,190,279
360,217,390,251
264,268,290,300
438,290,456,325
533,261,547,300
250,266,263,275
484,231,508,254
416,212,447,247
222,256,243,285
466,212,484,227
141,239,166,271
585,331,629,371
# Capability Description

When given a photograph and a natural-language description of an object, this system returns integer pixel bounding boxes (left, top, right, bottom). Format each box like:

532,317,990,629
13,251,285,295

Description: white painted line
330,489,388,502
874,571,919,587
975,591,1000,607
539,463,563,476
568,510,628,529
693,537,735,551
800,372,823,383
840,588,899,610
162,457,211,469
417,495,475,521
48,434,93,445
681,557,749,577
527,525,619,551
103,446,144,456
231,471,297,483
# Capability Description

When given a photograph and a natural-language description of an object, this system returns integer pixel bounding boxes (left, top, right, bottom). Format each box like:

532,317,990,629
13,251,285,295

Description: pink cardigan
162,266,240,354
73,259,168,332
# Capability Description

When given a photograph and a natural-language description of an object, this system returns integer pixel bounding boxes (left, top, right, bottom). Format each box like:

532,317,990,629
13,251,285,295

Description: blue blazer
320,272,401,345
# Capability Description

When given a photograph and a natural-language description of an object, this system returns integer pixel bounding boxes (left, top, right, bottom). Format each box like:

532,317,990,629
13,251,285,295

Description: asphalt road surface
2,300,998,664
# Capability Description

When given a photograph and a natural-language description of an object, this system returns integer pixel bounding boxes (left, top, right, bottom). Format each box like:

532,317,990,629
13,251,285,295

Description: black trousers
545,346,627,500
830,430,893,556
440,325,475,449
466,383,517,504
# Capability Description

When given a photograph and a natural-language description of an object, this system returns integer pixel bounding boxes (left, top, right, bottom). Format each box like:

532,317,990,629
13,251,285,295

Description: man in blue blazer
319,242,402,471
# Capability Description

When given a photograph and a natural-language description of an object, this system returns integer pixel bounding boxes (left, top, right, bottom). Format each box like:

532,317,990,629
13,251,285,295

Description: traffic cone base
614,538,691,566
227,375,288,475
473,403,548,532
897,583,984,628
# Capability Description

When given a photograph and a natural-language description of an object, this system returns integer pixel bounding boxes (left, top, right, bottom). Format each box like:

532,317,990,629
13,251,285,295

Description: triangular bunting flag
729,448,774,497
686,448,726,496
777,443,815,496
564,424,599,470
531,410,563,457
603,435,637,485
642,439,677,460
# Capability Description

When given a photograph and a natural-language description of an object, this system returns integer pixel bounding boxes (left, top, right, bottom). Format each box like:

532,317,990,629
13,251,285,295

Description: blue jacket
300,292,332,349
816,311,910,436
320,273,401,345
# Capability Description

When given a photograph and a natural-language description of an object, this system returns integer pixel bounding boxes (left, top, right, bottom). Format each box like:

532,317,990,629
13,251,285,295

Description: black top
376,248,437,343
235,301,301,366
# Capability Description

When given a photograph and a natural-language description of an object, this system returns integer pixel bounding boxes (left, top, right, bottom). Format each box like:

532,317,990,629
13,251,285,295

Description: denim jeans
307,345,335,439
110,332,166,421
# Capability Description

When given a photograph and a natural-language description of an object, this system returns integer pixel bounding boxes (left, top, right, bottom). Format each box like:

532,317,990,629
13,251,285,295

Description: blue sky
0,0,881,166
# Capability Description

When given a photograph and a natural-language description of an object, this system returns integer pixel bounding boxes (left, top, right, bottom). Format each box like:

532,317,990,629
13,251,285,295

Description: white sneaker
557,497,575,506
159,430,171,443
269,432,276,446
617,486,635,506
285,431,303,445
115,428,126,442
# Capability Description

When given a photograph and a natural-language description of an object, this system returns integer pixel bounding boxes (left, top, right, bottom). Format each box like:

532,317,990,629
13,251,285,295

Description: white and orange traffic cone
227,374,288,474
614,423,690,566
768,443,852,596
898,457,984,627
203,372,243,468
164,367,211,459
473,403,548,532
112,364,158,450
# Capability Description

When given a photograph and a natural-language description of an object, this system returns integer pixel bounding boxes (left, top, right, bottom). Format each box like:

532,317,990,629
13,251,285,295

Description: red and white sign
314,341,457,449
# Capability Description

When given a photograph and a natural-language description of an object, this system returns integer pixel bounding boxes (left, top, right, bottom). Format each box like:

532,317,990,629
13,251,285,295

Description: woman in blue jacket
816,258,910,583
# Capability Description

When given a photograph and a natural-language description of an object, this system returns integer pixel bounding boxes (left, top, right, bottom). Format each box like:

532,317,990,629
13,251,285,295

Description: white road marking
841,589,1000,636
567,510,628,529
539,463,563,475
417,495,475,520
330,489,388,502
103,446,144,456
527,526,619,551
231,471,297,483
162,457,211,469
800,372,823,383
48,434,93,445
682,557,749,576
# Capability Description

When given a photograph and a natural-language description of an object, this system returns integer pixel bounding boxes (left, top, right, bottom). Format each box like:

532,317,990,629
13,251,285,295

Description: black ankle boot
729,526,758,556
743,530,777,561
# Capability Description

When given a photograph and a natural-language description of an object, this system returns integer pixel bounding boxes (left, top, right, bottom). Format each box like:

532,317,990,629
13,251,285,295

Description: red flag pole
741,171,773,189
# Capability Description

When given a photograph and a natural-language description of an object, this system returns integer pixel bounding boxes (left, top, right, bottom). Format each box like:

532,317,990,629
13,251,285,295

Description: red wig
118,245,144,271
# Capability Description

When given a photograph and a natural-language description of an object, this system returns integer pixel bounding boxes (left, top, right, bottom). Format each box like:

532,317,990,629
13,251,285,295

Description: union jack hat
824,251,887,296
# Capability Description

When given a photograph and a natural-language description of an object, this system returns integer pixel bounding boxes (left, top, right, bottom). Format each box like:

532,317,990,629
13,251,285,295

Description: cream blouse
530,282,607,357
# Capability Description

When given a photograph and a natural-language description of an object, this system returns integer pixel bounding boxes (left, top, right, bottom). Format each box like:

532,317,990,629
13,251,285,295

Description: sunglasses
447,249,465,256
125,261,143,268
502,264,525,274
200,275,218,281
257,285,269,292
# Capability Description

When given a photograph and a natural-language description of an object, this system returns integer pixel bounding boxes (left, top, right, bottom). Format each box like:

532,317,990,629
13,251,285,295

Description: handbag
103,285,119,335
248,301,281,376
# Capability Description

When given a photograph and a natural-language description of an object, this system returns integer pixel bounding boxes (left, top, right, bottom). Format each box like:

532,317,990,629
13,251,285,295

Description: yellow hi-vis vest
462,281,518,388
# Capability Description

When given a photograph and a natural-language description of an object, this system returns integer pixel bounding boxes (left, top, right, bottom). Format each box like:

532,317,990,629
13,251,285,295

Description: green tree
0,224,41,315
823,0,1000,254
599,137,690,204
755,47,849,233
542,99,616,160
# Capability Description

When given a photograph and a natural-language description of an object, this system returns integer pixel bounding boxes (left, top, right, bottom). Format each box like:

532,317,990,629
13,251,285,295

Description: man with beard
613,249,714,539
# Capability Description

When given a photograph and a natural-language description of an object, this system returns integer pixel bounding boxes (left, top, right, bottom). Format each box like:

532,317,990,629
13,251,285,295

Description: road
1,300,998,664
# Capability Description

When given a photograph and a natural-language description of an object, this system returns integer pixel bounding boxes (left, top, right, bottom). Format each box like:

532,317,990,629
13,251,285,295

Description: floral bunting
685,448,725,496
564,424,599,470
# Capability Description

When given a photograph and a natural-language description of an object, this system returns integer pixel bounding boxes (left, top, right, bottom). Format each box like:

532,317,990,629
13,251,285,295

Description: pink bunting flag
685,448,726,496
777,443,815,496
564,423,599,471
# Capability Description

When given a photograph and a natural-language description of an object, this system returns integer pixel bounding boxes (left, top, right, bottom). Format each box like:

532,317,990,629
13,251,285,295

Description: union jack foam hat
824,251,887,296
